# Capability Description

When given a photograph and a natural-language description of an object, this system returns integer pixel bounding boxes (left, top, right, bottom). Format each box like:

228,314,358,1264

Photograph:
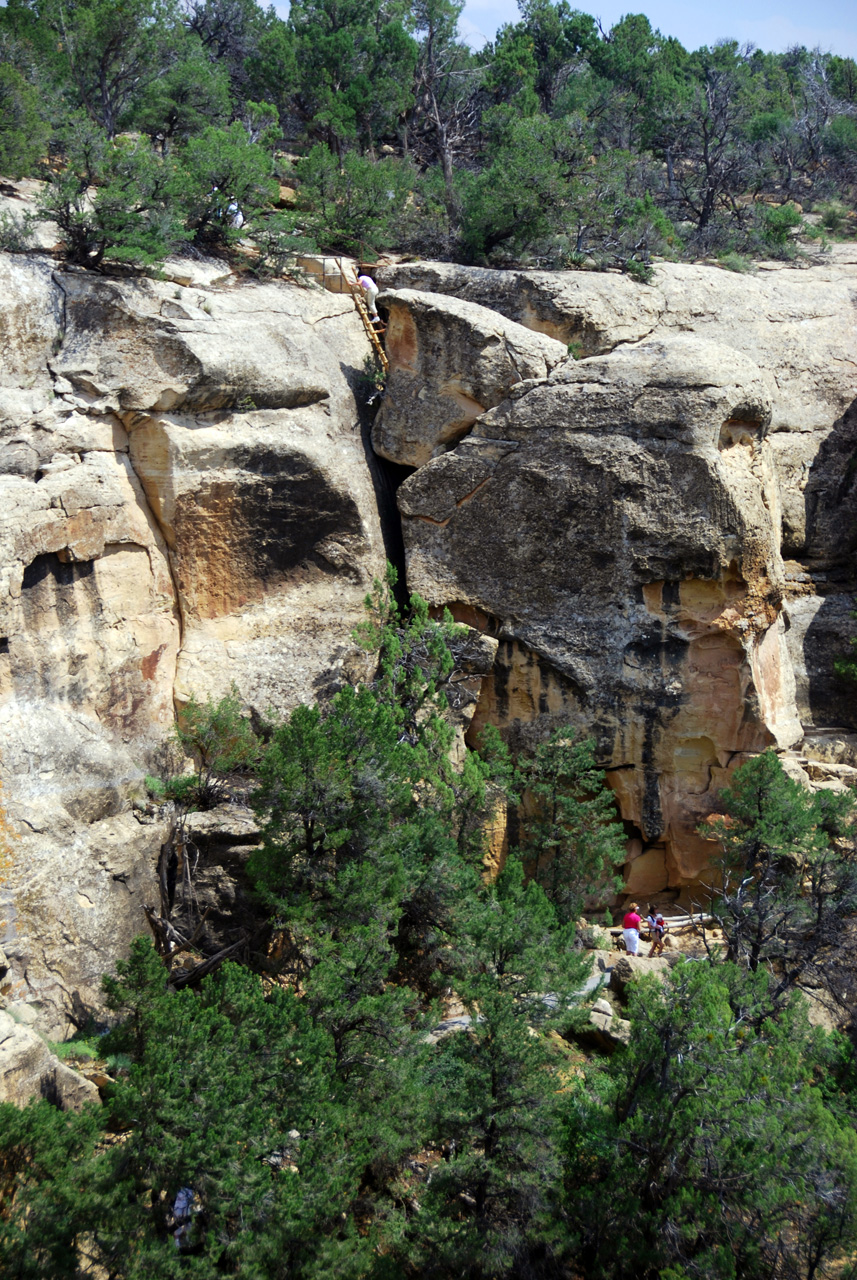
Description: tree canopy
3,582,857,1278
0,0,854,268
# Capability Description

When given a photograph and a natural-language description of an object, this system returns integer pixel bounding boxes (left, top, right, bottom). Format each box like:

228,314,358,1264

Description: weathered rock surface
2,235,856,1028
174,805,263,957
372,289,568,467
399,332,801,886
377,250,857,437
376,261,662,355
0,252,387,1034
0,1011,100,1110
378,256,857,720
379,251,857,892
579,995,631,1051
610,954,673,996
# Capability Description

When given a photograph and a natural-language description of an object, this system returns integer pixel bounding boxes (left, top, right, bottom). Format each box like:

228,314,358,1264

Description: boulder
375,261,662,355
624,849,669,897
380,254,857,752
372,289,568,466
610,955,672,997
377,249,857,436
0,1012,100,1110
399,333,801,887
577,996,632,1051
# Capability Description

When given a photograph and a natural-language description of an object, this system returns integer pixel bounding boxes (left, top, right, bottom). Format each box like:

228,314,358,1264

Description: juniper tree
519,728,626,924
699,749,857,1012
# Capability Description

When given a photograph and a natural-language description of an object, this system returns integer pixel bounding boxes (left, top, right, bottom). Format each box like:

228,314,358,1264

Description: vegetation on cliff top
0,0,855,271
2,577,857,1277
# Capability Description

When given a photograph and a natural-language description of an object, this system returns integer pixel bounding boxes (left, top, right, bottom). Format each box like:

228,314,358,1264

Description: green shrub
395,165,457,258
147,684,260,811
297,144,412,254
717,250,754,272
48,1037,99,1063
133,41,232,150
38,118,188,268
248,210,316,277
0,64,49,179
815,199,851,235
459,113,573,261
623,256,654,283
759,200,803,250
172,121,278,248
0,208,33,251
825,113,857,160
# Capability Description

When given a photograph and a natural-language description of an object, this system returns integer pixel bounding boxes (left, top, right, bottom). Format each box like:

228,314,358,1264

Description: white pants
623,928,640,955
362,281,379,316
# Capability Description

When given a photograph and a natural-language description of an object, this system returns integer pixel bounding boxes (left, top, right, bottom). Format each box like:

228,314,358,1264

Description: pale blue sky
456,0,857,58
270,0,857,59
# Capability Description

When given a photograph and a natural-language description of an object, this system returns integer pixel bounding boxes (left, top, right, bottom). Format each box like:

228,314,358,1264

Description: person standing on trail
357,272,380,320
622,902,643,955
647,907,668,957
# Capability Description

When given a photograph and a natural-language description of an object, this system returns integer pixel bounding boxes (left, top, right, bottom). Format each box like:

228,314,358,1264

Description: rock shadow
795,395,857,729
339,359,413,607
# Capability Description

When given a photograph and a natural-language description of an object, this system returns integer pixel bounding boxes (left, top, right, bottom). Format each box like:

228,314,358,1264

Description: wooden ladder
338,259,389,372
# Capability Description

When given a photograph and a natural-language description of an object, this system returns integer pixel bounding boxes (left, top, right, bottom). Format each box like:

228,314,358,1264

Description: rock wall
376,251,857,898
0,252,386,1035
2,239,856,1033
372,289,567,467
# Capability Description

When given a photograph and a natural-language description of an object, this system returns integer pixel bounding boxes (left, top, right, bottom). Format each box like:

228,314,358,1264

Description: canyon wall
1,241,855,1032
0,252,386,1035
376,251,857,900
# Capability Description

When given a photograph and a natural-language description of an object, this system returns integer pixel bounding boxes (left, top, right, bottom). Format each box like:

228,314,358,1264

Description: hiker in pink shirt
622,903,642,955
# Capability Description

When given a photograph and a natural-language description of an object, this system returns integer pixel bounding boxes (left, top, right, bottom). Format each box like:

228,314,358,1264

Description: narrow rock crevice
358,394,412,608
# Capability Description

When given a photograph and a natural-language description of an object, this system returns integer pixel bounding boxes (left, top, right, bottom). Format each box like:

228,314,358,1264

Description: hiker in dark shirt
646,906,668,957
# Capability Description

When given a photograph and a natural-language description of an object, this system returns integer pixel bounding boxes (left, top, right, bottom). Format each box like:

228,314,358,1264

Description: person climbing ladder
357,272,384,330
339,260,388,371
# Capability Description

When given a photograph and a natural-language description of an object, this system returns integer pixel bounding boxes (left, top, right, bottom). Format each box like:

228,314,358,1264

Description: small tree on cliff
249,572,509,1001
562,960,857,1280
147,683,260,812
386,855,586,1277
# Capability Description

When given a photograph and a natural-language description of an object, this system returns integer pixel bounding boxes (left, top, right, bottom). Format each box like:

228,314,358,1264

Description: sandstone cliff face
376,253,857,897
372,289,568,467
0,252,386,1035
377,253,857,746
2,238,856,1029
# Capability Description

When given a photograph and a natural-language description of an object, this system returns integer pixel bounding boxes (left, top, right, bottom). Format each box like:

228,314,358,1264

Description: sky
456,0,857,58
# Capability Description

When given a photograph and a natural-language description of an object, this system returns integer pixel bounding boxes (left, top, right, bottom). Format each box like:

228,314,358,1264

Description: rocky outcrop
397,330,801,890
372,289,568,467
0,252,386,1034
2,233,856,1028
379,253,857,763
376,252,857,437
0,1011,100,1110
376,261,662,354
609,955,672,996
